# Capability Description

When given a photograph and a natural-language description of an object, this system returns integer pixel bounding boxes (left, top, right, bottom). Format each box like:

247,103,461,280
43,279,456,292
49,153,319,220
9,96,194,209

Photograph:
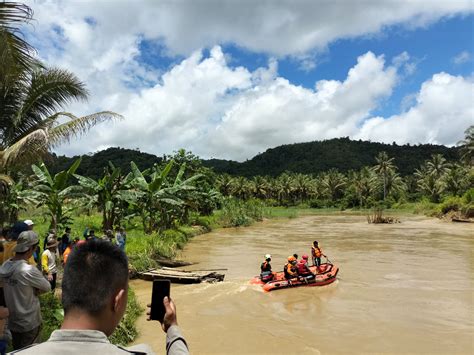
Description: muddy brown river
131,214,474,354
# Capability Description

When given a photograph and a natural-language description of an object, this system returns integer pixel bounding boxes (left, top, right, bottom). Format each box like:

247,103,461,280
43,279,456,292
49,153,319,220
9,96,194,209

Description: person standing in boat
311,241,326,271
260,254,273,282
284,256,298,282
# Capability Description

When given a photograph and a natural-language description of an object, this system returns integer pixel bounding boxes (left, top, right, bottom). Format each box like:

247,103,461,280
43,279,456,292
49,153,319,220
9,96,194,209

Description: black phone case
150,280,170,322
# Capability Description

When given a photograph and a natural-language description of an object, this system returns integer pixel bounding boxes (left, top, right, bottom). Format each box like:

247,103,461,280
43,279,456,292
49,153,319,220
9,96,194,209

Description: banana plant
75,162,131,230
30,157,81,229
0,176,40,226
127,160,203,233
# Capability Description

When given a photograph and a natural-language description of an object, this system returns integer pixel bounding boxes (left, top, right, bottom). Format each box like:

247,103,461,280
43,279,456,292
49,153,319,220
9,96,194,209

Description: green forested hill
203,138,460,176
47,138,460,178
48,147,163,179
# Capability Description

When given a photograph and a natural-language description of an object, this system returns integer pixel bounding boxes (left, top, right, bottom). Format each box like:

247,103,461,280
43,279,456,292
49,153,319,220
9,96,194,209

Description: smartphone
150,280,170,322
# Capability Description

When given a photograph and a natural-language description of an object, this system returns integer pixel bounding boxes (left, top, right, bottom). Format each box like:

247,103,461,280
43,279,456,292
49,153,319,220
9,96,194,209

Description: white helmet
265,254,272,259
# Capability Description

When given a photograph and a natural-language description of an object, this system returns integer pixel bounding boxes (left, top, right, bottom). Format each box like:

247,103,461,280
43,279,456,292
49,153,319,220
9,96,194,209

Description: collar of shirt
49,329,110,344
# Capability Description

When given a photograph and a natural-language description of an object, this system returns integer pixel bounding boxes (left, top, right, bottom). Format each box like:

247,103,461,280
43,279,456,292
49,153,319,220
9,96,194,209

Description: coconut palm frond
13,68,89,138
1,129,48,170
0,2,32,27
0,2,36,69
47,111,123,147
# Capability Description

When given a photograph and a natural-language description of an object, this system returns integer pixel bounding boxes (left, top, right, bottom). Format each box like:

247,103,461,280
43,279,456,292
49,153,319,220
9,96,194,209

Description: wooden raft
138,267,225,284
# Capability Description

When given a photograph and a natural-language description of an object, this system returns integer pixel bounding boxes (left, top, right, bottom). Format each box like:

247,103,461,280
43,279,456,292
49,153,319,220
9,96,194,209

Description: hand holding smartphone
150,280,170,322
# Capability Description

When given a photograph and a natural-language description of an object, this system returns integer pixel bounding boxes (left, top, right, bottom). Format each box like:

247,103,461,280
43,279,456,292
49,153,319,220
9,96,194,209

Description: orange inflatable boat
250,263,339,292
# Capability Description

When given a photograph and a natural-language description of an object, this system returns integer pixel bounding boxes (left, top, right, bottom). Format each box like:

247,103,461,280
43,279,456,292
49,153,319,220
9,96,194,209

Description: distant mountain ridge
48,138,460,179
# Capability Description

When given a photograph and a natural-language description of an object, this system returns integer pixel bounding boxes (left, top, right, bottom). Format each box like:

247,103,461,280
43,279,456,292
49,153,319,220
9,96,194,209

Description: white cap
265,254,272,259
24,219,34,226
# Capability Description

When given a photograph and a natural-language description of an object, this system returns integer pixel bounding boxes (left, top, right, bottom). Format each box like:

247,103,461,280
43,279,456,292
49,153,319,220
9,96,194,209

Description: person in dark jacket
260,254,273,282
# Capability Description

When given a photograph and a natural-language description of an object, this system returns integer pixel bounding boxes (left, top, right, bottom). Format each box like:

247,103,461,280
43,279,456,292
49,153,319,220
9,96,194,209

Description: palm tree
426,154,450,179
231,176,250,200
352,167,377,207
443,163,470,196
250,176,268,199
0,2,36,70
0,2,121,175
415,163,445,203
322,169,346,203
372,151,395,200
276,173,294,205
216,174,233,196
293,173,313,203
457,125,474,166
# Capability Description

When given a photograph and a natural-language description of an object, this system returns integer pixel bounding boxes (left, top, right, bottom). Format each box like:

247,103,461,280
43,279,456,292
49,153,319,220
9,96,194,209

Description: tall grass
219,198,265,227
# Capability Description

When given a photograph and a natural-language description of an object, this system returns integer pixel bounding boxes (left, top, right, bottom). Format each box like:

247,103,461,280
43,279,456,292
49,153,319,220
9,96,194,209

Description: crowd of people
259,240,328,283
0,220,189,354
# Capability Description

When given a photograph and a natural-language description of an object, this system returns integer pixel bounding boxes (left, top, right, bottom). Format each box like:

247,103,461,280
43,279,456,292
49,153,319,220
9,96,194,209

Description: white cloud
356,73,474,145
57,50,399,160
18,1,474,159
453,51,471,65
55,48,473,161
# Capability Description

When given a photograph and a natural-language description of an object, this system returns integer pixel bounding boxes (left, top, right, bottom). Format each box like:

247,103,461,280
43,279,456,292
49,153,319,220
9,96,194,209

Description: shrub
439,196,464,214
308,199,325,209
462,188,474,204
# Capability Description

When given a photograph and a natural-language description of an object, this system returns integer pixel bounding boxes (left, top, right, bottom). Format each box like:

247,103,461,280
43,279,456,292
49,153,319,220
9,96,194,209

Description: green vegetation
39,292,63,342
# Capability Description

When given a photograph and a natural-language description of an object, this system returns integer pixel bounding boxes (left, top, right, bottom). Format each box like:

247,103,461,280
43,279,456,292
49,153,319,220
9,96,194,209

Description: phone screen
150,280,170,322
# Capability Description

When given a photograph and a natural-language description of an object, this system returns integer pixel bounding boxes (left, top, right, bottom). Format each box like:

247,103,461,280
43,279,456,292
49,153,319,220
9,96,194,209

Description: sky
23,0,474,161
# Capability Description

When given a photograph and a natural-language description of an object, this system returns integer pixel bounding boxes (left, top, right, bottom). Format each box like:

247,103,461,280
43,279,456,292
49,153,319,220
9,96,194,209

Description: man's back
10,329,155,354
0,259,50,332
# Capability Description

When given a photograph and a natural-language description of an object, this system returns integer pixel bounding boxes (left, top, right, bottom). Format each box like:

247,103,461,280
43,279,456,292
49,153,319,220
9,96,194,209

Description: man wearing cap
42,238,59,291
2,222,36,266
0,231,51,350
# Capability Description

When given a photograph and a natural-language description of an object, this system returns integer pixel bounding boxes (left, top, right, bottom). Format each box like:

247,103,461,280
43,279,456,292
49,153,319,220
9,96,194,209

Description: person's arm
163,298,188,355
25,266,51,293
146,297,189,355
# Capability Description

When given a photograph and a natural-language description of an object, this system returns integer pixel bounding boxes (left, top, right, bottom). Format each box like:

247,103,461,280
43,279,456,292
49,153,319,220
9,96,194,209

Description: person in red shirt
297,254,315,281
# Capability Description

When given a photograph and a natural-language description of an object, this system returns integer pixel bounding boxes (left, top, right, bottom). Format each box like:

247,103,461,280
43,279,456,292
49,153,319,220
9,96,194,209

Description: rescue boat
250,263,339,291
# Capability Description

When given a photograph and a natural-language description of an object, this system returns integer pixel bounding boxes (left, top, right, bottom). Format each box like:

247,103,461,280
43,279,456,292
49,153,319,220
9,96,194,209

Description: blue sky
25,1,474,160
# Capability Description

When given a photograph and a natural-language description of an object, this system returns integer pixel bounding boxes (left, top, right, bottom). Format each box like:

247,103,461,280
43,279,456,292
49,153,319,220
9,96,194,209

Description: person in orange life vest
260,254,274,282
311,240,326,270
284,256,298,280
62,238,79,265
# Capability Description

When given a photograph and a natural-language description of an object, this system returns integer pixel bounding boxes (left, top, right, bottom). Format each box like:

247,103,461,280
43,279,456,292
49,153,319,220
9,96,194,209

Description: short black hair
62,239,128,315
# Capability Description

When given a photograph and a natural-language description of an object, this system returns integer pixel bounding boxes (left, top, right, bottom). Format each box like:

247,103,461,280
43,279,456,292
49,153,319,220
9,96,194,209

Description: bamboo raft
138,267,226,284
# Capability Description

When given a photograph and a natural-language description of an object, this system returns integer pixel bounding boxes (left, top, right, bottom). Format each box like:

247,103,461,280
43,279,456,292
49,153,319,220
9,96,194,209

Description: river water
131,214,474,354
